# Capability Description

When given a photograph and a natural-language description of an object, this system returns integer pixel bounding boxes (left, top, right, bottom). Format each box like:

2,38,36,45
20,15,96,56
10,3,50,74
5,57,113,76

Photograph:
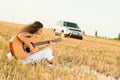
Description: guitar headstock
51,38,62,42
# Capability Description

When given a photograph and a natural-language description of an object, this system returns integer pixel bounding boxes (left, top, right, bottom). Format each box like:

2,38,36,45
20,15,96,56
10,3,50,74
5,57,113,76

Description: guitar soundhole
26,48,30,53
22,43,30,53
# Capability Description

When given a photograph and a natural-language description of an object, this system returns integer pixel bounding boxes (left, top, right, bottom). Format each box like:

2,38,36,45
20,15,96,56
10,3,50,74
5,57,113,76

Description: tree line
83,30,120,40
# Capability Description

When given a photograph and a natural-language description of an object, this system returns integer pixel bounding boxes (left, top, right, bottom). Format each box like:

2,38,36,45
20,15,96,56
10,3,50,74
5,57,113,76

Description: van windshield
64,22,79,28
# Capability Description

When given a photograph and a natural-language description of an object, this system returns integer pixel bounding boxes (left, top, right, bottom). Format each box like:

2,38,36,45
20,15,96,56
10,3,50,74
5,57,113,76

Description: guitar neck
33,38,61,47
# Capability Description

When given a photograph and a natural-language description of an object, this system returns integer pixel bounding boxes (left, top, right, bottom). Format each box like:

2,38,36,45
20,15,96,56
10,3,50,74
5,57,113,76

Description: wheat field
0,21,120,80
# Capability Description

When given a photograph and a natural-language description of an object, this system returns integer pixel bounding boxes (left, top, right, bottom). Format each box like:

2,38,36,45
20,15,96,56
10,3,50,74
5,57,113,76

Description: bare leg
49,58,63,68
49,58,57,65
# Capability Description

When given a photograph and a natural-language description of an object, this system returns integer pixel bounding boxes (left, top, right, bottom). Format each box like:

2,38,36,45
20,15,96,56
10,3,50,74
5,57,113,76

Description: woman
9,21,57,65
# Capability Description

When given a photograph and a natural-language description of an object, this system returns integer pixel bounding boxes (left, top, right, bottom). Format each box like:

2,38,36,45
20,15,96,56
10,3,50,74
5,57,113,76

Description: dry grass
0,21,120,80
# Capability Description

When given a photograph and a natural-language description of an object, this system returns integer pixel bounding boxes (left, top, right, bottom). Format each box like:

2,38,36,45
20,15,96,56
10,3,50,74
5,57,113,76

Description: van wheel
79,36,83,40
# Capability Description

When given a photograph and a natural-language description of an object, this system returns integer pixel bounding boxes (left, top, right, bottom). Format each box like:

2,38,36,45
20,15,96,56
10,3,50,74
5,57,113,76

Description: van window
64,22,79,28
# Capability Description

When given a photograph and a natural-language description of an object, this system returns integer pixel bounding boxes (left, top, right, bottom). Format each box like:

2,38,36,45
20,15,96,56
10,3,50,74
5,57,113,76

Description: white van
53,21,83,40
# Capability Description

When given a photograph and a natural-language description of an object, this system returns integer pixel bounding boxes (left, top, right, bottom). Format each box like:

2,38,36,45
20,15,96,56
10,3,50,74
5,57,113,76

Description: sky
0,0,120,38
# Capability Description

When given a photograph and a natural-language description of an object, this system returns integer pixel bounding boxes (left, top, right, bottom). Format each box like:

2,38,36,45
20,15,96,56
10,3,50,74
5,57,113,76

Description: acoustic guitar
9,36,61,59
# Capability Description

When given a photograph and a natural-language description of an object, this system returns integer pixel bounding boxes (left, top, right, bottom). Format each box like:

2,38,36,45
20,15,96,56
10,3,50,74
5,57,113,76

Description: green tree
83,30,85,35
118,33,120,40
95,30,98,37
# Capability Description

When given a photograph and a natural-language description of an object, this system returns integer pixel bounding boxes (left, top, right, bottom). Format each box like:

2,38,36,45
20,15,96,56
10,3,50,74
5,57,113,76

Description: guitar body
9,35,61,59
9,36,39,59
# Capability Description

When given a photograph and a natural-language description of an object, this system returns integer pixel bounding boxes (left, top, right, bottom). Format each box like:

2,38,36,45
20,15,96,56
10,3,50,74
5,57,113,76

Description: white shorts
21,47,54,64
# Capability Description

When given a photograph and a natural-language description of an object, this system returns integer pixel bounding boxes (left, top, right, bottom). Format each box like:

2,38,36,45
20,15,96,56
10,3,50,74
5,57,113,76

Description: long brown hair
20,21,43,34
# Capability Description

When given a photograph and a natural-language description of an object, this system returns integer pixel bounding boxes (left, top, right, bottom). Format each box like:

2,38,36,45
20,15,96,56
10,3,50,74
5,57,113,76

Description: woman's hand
28,44,34,52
